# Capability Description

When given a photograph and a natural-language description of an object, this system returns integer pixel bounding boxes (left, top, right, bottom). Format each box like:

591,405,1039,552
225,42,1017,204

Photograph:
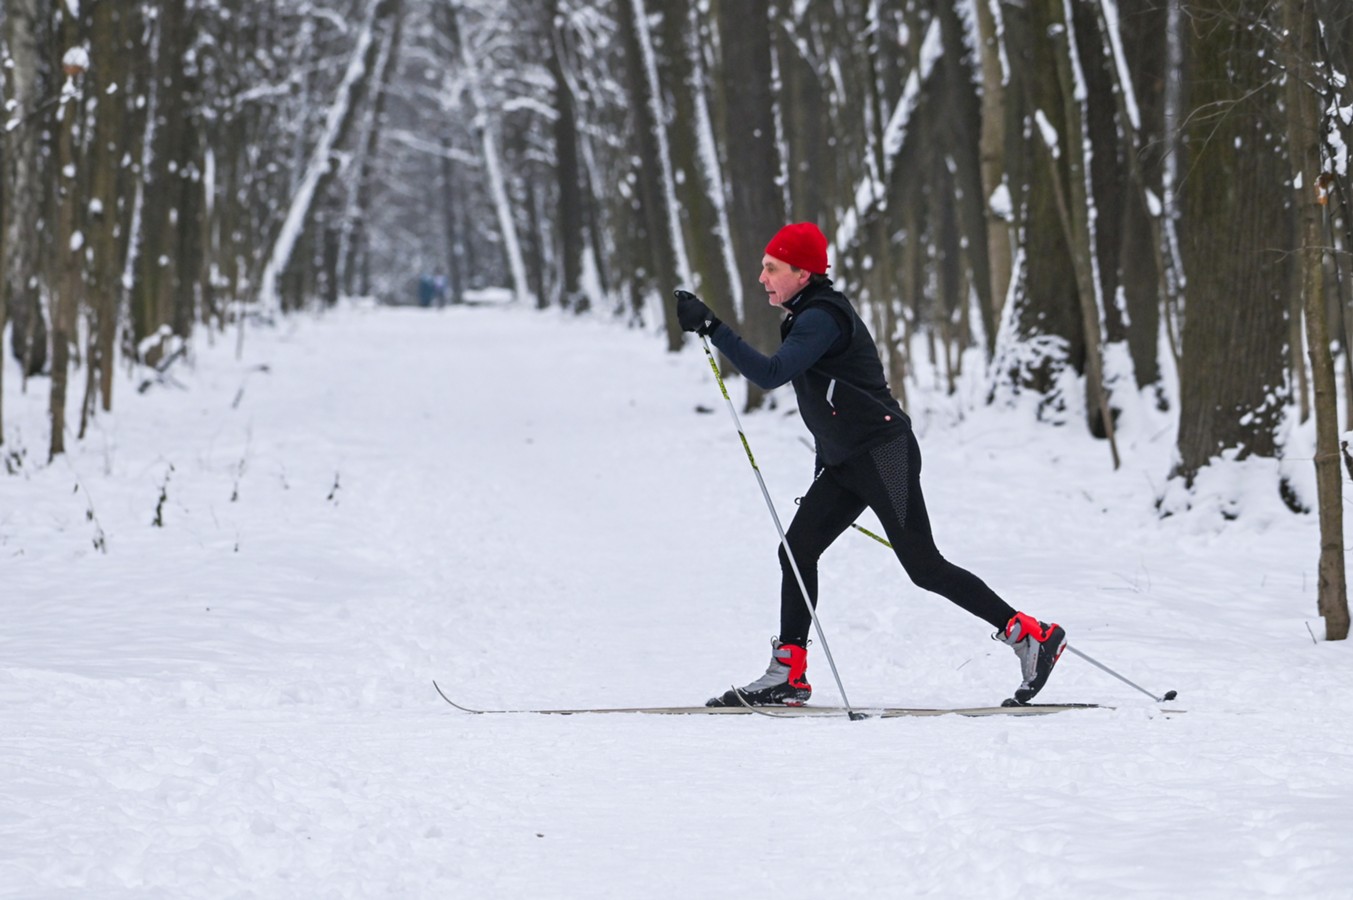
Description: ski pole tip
1162,690,1178,702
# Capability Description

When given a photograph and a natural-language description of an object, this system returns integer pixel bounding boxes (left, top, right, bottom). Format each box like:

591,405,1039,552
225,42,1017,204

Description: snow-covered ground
2,302,1350,898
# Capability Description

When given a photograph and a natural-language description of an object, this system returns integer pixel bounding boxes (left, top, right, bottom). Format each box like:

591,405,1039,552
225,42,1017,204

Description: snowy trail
3,304,1352,897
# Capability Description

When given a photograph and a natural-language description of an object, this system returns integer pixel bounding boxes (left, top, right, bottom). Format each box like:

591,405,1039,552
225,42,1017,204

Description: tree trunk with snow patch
975,0,1015,351
1173,0,1290,494
49,4,86,461
1047,0,1121,468
80,0,134,434
257,0,401,317
1283,0,1349,640
715,0,785,410
2,0,49,379
619,0,691,349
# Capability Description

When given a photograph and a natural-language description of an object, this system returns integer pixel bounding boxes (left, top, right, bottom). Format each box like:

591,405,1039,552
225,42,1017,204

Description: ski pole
694,333,863,720
1063,646,1177,703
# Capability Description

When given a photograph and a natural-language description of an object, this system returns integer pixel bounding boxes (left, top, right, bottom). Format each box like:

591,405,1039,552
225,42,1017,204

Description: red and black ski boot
707,638,812,707
997,611,1067,703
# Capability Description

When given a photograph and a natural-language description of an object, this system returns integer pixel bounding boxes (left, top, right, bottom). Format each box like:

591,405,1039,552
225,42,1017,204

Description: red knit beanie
764,222,829,274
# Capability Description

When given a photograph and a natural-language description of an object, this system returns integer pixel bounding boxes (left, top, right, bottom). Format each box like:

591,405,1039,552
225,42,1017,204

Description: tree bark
439,143,466,306
620,0,691,346
548,0,587,311
49,4,86,460
1283,0,1349,640
258,0,401,315
974,0,1014,346
990,2,1082,416
345,0,404,300
2,0,49,379
664,0,736,324
1104,1,1171,400
80,0,133,435
130,0,189,357
1048,0,1121,467
714,0,785,410
1174,1,1290,490
937,0,995,357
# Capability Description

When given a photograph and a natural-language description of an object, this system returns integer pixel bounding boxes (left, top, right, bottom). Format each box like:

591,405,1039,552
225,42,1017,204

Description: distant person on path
674,222,1066,707
433,269,449,307
418,273,435,308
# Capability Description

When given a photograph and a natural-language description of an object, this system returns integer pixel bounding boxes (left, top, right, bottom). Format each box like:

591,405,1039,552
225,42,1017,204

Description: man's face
759,254,810,307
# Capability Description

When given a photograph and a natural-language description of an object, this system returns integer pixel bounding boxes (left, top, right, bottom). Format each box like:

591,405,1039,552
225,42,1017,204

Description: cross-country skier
674,222,1067,707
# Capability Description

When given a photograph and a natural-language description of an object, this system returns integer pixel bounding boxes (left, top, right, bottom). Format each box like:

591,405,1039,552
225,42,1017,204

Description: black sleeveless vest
781,281,909,466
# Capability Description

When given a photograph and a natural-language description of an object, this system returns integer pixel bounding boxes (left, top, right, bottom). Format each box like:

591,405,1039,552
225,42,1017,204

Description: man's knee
905,554,949,593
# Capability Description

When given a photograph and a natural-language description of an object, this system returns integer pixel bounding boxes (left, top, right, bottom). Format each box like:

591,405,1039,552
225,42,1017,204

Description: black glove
674,289,721,337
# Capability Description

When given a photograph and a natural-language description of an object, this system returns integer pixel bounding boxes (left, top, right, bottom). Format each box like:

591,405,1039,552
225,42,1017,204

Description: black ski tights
777,429,1016,646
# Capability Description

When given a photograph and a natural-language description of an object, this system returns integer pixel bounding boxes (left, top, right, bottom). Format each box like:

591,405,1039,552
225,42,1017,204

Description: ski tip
433,680,481,713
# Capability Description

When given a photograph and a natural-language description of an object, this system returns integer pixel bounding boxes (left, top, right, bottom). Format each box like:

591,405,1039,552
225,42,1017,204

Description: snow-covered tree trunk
547,1,586,311
1172,0,1290,495
618,0,687,348
2,0,49,380
342,0,404,300
1049,0,1121,469
49,5,86,460
551,15,612,307
130,0,192,358
80,0,133,433
658,0,735,324
775,7,831,229
451,4,530,307
935,1,995,366
714,0,784,408
1095,0,1172,406
257,0,395,318
1283,0,1349,640
975,0,1014,350
438,141,466,307
989,4,1077,417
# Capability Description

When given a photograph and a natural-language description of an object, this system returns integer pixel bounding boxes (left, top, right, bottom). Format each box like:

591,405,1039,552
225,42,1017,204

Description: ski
728,686,1103,718
433,682,1115,717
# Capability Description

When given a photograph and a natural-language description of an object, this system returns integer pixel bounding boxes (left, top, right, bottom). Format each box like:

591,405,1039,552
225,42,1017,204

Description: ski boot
707,638,812,707
997,611,1067,704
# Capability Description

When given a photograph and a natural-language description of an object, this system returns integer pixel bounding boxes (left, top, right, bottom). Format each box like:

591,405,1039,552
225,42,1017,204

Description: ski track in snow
2,303,1351,898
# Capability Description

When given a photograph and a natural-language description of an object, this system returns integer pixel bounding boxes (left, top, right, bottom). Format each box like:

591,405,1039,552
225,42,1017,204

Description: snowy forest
1,0,1351,639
